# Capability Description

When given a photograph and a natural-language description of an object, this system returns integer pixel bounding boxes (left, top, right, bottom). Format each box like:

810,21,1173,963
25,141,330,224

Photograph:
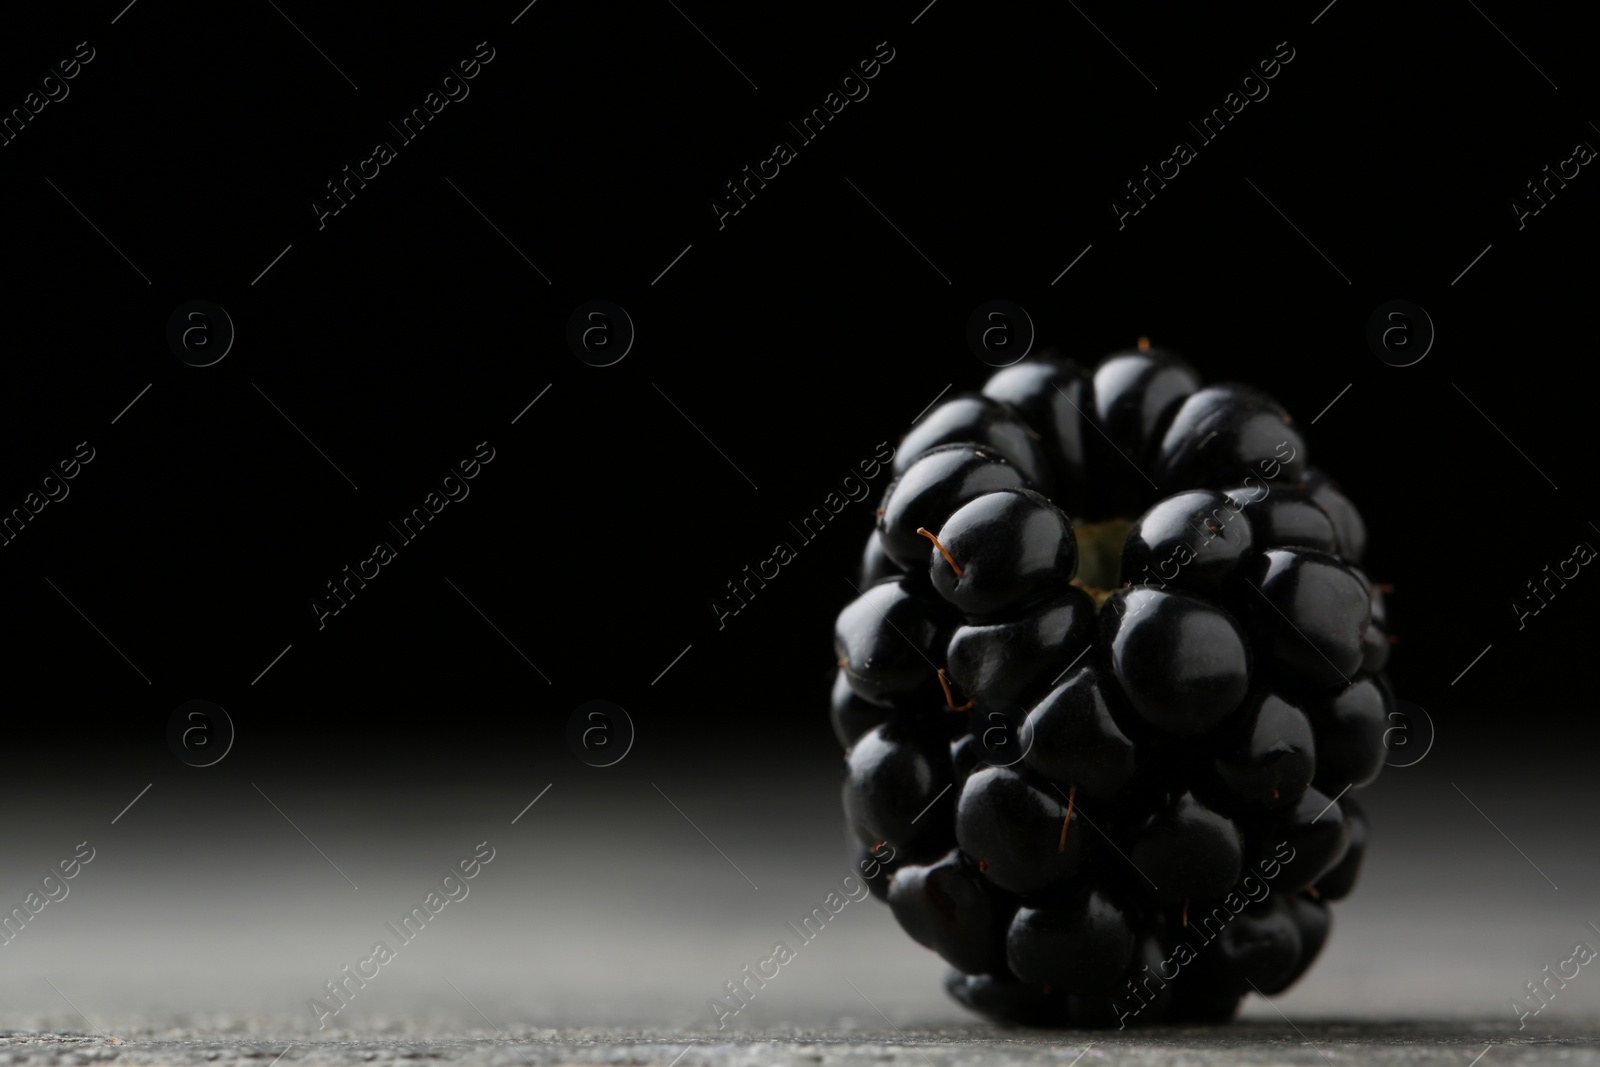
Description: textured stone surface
1,1023,1595,1067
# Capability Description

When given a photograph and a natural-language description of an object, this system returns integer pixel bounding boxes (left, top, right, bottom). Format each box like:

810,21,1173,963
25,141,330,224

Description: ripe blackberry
832,342,1396,1027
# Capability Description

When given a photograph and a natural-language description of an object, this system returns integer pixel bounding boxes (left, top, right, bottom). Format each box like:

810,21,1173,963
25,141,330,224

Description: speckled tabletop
2,1021,1595,1067
5,761,1594,1066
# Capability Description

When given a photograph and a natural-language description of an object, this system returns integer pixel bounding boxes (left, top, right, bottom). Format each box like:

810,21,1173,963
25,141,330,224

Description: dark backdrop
2,0,1590,769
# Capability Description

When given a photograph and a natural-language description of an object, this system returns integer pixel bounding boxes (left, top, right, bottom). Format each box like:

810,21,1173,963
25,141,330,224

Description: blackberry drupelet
833,341,1396,1027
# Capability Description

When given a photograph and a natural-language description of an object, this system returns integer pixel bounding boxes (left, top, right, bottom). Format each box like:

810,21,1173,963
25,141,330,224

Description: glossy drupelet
831,345,1396,1028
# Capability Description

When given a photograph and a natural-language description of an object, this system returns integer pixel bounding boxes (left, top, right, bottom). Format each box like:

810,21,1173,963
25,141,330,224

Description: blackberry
831,342,1397,1027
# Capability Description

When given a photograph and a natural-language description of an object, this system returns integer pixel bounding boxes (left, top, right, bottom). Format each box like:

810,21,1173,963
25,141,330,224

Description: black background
1,0,1593,791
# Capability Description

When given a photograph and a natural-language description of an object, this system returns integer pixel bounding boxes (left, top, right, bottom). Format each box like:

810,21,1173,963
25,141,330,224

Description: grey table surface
4,748,1597,1064
2,1021,1597,1067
